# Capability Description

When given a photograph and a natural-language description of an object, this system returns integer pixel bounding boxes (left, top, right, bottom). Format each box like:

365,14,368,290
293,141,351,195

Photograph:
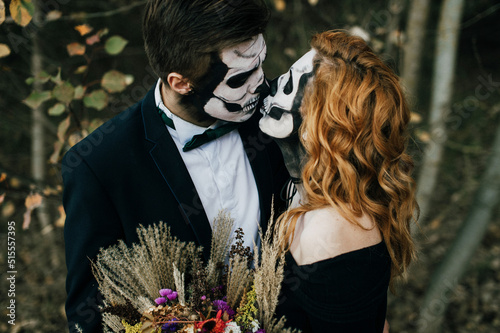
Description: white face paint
202,34,267,122
259,49,316,138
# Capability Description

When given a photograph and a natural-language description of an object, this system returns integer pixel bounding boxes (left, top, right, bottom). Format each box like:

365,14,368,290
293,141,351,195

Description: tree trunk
415,0,465,223
383,0,407,64
417,118,500,333
31,7,44,187
402,0,431,98
30,0,59,267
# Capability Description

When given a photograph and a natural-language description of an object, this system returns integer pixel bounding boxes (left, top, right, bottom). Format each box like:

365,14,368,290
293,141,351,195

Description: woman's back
276,207,391,332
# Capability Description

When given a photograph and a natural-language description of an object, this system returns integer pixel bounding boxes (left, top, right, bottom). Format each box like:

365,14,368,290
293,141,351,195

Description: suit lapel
141,86,212,260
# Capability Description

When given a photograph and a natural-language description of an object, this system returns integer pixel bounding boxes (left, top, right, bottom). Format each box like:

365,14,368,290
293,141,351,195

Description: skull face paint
259,49,316,138
193,34,268,123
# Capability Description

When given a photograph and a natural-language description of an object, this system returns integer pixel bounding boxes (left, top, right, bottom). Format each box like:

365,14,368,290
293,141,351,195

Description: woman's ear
166,73,192,95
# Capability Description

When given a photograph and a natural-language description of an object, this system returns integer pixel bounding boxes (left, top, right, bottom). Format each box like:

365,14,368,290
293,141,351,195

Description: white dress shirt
154,79,260,249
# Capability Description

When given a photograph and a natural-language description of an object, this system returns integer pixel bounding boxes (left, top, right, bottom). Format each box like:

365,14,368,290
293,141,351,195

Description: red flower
195,310,231,333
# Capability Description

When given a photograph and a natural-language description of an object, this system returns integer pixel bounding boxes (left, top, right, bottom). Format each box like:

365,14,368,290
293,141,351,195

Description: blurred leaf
410,112,423,124
308,0,318,5
274,0,285,11
68,132,84,146
55,205,66,227
22,0,34,14
46,10,61,21
53,81,75,104
0,172,6,182
429,217,442,230
0,193,4,204
43,186,60,197
49,140,63,164
23,192,43,230
67,42,86,56
0,1,5,25
74,85,86,99
74,24,93,36
105,35,128,55
83,89,108,110
2,201,14,218
25,193,42,209
57,116,71,142
26,70,51,85
125,75,134,85
51,68,63,85
101,70,134,93
97,28,109,38
48,103,66,116
0,0,5,24
37,70,52,83
9,177,20,188
23,90,52,109
0,43,10,58
74,65,88,74
88,118,104,133
417,130,431,143
10,0,33,27
86,33,100,45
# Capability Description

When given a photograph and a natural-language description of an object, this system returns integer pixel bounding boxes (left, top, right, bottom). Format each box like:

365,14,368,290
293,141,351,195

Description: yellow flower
122,320,143,333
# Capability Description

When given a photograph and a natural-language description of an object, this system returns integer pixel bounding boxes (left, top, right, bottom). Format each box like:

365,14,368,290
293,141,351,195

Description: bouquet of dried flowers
91,210,299,333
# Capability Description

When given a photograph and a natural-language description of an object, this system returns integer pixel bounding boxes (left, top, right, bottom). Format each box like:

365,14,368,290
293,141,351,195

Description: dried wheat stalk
253,214,287,331
91,222,200,331
206,210,235,287
173,263,186,306
226,254,253,309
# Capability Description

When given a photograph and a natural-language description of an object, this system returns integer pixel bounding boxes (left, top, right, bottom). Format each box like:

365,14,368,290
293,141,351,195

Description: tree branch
55,1,147,21
2,1,147,24
462,3,500,29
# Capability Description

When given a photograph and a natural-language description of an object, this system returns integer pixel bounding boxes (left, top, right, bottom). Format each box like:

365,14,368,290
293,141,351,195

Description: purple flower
211,285,223,292
159,289,172,296
201,295,207,301
161,318,178,332
155,297,166,305
255,330,266,333
212,300,235,319
167,291,178,301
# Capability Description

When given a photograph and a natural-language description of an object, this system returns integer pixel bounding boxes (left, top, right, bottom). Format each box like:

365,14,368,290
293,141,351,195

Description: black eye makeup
227,68,255,89
284,70,294,95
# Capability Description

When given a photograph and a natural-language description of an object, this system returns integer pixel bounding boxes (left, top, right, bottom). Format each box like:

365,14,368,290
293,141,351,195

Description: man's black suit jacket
62,86,289,332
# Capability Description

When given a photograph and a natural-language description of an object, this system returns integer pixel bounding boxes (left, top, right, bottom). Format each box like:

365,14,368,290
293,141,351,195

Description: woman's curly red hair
279,30,418,285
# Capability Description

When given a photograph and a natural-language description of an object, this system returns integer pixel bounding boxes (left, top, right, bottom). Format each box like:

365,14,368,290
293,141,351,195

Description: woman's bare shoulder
290,207,382,266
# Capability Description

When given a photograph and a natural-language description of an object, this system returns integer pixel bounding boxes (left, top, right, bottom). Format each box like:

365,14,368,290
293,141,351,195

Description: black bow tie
158,108,241,152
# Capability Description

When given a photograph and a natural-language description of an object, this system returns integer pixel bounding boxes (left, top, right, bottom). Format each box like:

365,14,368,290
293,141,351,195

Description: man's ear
166,73,192,95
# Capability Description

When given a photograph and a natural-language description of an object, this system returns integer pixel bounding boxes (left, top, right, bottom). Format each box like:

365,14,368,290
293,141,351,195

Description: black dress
275,241,391,333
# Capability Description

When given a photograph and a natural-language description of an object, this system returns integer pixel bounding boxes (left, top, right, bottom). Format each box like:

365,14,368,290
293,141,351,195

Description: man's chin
208,108,256,123
227,109,256,123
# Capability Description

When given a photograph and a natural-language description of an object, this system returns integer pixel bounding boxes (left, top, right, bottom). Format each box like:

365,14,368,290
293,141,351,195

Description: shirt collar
154,79,227,147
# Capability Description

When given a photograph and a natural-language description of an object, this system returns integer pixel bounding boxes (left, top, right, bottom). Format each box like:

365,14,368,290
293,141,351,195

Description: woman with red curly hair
259,30,418,332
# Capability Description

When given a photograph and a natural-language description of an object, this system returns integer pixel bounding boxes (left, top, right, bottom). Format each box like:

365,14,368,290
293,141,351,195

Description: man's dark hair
143,0,270,85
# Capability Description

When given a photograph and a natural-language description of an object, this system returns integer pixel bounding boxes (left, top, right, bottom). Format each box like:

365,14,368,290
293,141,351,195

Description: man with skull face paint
260,31,416,332
190,34,269,123
62,1,289,331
